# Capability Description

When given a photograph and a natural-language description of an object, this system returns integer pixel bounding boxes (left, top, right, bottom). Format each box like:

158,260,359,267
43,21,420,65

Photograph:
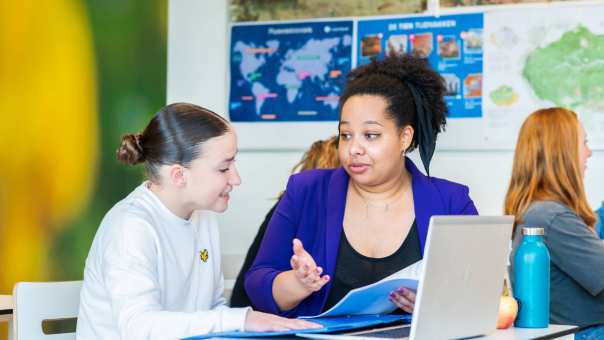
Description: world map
229,21,353,122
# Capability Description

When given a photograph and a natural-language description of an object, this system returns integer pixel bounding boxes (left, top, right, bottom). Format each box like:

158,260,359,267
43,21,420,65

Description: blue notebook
183,268,419,339
181,314,411,339
300,278,417,318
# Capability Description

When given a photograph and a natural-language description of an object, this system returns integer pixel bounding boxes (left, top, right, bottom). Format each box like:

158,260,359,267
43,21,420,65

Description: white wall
167,0,604,282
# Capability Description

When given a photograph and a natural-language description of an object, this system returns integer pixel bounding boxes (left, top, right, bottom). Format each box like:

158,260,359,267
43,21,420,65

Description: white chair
12,281,82,340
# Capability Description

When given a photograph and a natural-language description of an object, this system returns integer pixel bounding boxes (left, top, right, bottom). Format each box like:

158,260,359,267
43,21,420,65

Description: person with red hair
505,107,604,338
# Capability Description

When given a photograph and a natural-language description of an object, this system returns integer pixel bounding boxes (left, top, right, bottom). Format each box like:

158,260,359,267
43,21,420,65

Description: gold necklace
351,183,406,218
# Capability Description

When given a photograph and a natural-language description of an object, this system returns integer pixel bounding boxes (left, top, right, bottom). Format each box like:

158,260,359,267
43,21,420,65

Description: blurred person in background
230,136,340,307
505,107,604,339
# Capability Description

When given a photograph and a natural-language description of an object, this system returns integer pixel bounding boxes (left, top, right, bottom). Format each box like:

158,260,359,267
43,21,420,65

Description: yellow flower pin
199,249,209,263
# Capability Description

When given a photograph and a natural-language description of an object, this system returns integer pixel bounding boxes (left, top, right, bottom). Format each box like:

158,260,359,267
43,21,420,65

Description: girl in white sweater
76,103,317,340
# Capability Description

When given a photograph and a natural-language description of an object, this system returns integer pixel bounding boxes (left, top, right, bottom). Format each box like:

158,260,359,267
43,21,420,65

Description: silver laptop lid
297,216,514,340
410,216,513,340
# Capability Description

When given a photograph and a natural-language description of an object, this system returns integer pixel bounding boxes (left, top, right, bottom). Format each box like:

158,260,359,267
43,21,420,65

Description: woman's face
338,95,412,187
578,122,592,177
183,129,241,213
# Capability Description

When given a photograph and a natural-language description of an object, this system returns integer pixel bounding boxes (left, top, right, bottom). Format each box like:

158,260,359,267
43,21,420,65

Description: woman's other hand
290,238,330,293
390,287,416,313
244,310,322,332
271,238,331,311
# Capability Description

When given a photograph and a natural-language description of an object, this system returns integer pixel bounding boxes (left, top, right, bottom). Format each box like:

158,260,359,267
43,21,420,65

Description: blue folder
300,278,417,318
181,314,411,339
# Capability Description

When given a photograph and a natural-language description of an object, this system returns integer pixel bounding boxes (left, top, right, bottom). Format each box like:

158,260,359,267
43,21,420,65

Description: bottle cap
522,227,544,236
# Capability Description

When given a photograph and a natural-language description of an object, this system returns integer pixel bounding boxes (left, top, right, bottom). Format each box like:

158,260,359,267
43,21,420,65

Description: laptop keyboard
350,325,411,338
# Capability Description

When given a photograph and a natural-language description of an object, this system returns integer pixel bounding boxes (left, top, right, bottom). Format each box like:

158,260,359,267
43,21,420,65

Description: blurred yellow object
0,0,97,302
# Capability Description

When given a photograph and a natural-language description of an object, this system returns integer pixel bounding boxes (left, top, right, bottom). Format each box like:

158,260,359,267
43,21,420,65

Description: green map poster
483,4,604,149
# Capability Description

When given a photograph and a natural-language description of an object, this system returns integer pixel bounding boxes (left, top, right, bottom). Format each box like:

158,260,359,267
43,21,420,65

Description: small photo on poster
464,73,482,98
442,73,460,97
361,34,382,57
463,28,483,54
386,34,408,57
410,33,433,58
438,35,460,59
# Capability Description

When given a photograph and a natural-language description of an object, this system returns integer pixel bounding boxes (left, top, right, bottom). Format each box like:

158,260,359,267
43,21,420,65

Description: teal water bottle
513,227,550,328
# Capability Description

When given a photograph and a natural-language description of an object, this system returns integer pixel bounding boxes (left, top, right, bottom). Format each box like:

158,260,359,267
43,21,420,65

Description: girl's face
182,129,241,213
338,95,413,187
578,122,592,178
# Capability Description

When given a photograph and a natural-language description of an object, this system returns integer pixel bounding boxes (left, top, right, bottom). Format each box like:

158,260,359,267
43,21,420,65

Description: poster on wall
229,0,426,22
483,4,604,149
229,20,353,122
357,13,484,119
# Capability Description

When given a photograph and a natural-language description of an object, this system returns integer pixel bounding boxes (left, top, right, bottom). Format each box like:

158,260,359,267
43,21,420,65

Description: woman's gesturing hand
290,238,330,293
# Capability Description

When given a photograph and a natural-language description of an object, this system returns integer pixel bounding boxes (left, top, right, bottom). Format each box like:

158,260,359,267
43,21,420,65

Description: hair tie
405,81,436,176
134,133,144,156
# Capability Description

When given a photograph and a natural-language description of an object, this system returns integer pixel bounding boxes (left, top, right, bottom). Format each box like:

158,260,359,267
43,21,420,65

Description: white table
482,324,578,339
299,324,579,340
0,294,580,340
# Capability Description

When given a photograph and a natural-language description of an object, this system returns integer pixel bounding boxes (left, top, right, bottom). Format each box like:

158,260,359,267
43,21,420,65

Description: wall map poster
229,20,353,122
357,13,484,119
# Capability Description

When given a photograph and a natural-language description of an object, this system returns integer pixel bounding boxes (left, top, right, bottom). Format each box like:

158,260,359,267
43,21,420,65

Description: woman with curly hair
245,55,478,317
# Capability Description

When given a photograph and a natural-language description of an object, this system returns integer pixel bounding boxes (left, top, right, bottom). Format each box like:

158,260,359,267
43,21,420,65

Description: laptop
299,215,514,340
